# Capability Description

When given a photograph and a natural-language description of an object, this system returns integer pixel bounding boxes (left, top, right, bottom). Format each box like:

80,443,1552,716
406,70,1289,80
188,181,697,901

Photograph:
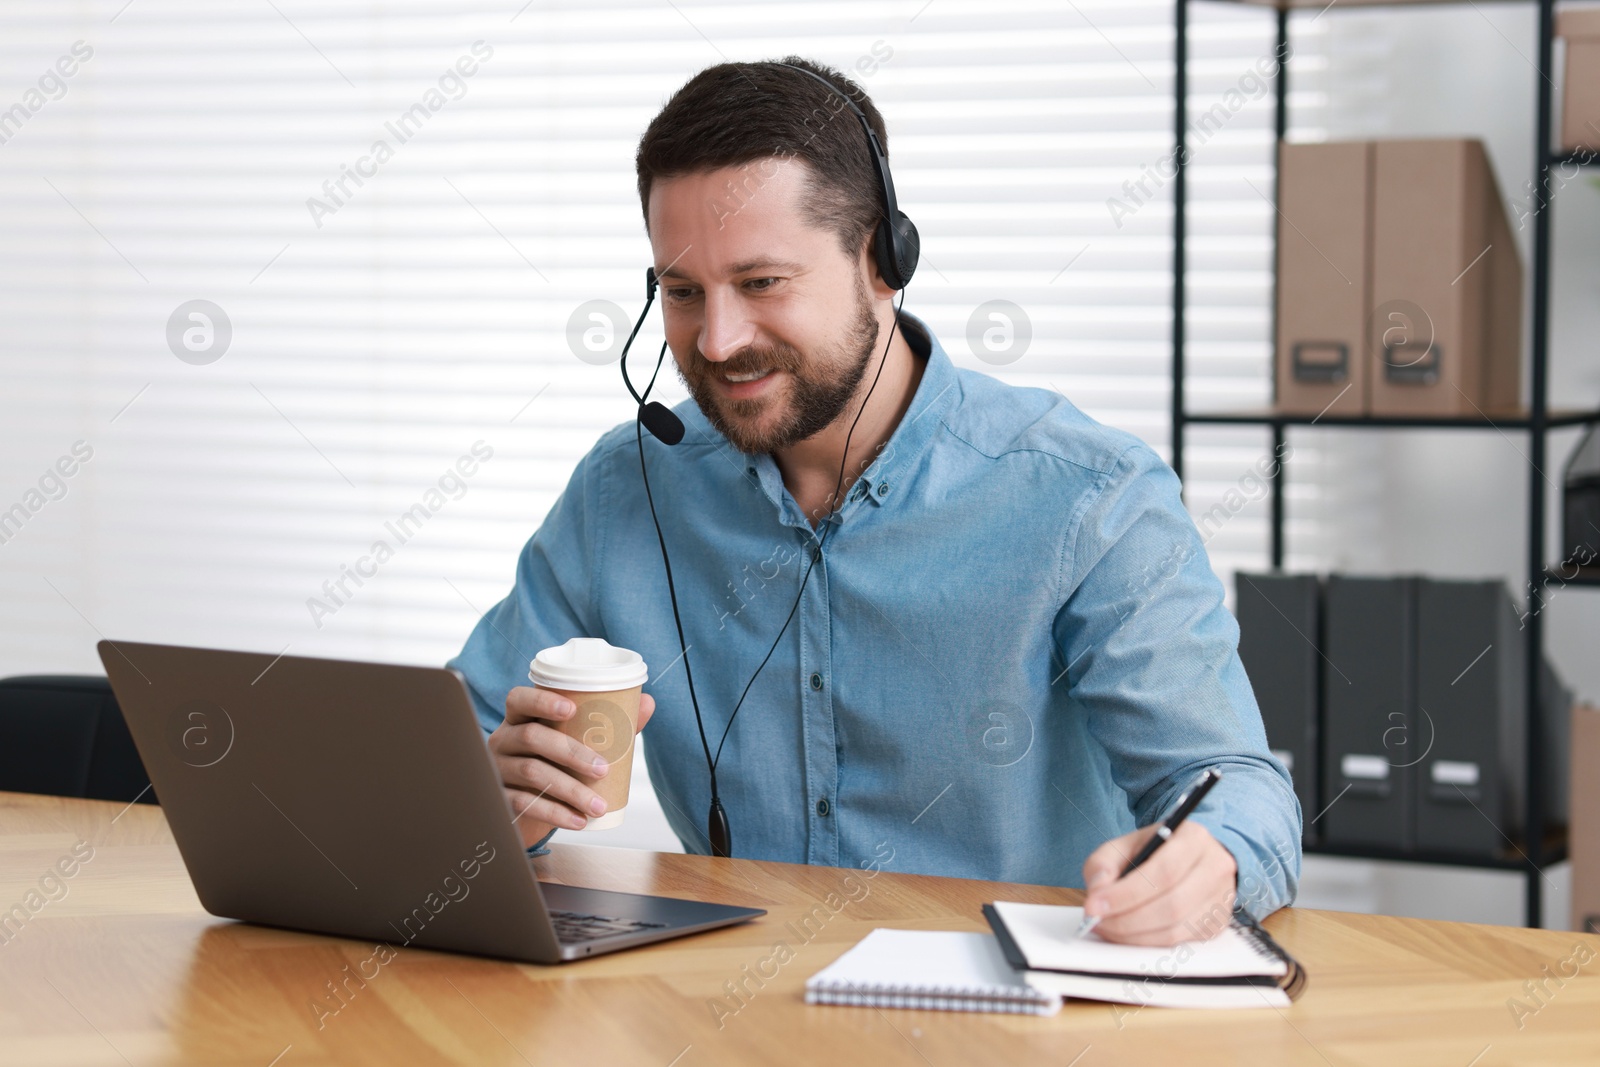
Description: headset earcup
893,213,920,289
875,213,919,291
873,217,902,290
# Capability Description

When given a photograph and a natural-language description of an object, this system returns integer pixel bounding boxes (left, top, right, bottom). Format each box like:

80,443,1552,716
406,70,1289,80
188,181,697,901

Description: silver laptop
97,639,763,962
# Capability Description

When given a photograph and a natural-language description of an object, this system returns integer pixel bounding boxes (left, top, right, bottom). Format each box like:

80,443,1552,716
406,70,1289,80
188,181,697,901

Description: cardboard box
1573,703,1600,934
1275,141,1372,417
1368,139,1522,417
1483,156,1523,411
1559,10,1600,153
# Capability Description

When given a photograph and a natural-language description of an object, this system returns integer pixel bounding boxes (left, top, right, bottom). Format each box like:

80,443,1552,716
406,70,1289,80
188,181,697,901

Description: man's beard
676,277,881,455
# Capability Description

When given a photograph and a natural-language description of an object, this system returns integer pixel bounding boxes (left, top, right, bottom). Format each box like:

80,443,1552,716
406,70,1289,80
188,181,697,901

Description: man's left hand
1080,821,1238,946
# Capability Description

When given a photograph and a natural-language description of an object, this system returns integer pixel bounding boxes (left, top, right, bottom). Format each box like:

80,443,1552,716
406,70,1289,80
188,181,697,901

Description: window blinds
0,0,1321,678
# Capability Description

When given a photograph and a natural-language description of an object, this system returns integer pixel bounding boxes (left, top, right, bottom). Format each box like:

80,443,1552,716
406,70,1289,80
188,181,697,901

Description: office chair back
0,675,154,804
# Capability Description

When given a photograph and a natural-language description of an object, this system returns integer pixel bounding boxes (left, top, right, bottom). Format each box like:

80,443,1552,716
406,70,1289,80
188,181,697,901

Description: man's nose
697,289,756,363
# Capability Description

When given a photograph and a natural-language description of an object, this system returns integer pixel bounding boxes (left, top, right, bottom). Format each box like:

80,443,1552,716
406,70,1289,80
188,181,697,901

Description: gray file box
1414,579,1524,856
1321,576,1418,851
1235,572,1320,842
1416,578,1572,857
1540,658,1572,828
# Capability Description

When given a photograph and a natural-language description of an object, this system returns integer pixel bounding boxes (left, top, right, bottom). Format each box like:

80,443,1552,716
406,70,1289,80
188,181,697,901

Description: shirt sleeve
446,436,613,736
525,828,557,858
1051,442,1302,919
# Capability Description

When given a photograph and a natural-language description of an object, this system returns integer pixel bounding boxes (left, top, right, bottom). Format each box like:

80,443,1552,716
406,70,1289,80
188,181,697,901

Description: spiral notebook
804,929,1062,1015
983,901,1308,1009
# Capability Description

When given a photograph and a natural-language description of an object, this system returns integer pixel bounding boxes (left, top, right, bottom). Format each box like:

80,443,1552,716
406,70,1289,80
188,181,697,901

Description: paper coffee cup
528,637,648,830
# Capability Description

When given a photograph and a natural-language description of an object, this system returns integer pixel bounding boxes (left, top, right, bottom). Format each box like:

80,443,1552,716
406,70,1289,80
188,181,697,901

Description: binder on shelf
1368,139,1522,417
1414,579,1525,857
1274,141,1372,418
1235,572,1321,842
1573,704,1600,935
1563,426,1600,566
1321,576,1417,851
1539,658,1574,830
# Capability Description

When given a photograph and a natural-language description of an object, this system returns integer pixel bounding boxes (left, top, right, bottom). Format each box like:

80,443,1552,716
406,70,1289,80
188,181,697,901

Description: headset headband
777,63,919,291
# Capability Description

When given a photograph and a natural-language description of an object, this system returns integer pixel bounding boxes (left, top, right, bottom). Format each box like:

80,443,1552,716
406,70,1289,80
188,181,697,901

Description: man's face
647,160,880,455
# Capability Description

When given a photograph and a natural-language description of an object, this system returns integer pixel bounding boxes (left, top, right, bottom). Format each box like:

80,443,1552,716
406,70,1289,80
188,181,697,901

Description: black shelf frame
1545,564,1600,587
1172,0,1585,928
1303,841,1555,873
1185,410,1600,430
1551,150,1599,168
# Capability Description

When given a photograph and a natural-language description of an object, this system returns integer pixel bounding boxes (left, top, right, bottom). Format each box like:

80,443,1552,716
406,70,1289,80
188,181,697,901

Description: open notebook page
1023,970,1291,1010
991,901,1287,979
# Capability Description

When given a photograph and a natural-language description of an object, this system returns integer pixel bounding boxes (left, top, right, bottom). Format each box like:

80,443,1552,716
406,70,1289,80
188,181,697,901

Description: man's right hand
489,685,656,848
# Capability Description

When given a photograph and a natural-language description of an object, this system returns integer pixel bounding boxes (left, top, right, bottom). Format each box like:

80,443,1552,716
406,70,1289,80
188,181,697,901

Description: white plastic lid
527,637,648,692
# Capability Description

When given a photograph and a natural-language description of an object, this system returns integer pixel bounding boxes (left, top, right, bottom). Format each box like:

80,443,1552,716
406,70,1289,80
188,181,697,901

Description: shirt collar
673,310,961,531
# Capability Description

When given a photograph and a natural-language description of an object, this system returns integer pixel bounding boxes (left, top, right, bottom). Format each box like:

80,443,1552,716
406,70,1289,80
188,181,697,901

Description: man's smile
715,367,781,399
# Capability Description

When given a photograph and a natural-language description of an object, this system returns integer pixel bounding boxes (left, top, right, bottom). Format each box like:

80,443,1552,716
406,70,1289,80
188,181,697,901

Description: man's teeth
725,369,772,383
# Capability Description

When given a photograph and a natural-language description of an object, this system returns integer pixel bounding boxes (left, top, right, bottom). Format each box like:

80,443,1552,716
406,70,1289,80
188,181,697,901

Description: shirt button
849,482,867,502
876,481,891,496
746,466,757,479
816,798,831,817
809,672,823,691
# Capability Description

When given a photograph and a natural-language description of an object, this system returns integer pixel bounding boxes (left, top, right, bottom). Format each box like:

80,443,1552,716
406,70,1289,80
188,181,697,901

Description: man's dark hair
635,57,889,260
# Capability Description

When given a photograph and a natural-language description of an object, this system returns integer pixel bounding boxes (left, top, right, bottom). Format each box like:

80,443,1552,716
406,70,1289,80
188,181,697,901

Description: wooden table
3,792,1598,1066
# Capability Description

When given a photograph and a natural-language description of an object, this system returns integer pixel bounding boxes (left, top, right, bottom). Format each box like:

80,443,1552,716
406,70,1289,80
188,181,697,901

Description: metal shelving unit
1171,0,1599,927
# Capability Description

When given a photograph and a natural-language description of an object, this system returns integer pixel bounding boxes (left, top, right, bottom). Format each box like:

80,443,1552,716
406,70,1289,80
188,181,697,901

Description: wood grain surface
2,792,1597,1066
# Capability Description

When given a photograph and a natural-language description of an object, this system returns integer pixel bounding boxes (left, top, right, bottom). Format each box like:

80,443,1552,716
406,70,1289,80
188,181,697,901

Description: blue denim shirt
448,313,1301,917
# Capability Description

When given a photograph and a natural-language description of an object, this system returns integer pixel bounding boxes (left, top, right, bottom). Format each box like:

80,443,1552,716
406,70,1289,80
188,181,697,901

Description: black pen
1075,768,1223,938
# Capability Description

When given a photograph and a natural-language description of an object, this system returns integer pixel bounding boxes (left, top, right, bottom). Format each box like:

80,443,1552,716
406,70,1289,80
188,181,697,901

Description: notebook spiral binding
806,988,1055,1013
1232,906,1309,1001
808,978,1049,1000
805,979,1056,1014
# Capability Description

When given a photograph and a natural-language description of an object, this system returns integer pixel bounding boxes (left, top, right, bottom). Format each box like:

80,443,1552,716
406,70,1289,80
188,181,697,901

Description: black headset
617,62,917,857
787,63,920,292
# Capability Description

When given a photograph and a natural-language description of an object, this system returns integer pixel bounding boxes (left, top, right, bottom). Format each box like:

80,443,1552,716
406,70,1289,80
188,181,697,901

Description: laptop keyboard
549,909,669,943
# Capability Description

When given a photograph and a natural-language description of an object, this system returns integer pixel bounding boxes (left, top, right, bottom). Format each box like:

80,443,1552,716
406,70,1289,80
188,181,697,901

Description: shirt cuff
524,827,557,858
1199,820,1298,921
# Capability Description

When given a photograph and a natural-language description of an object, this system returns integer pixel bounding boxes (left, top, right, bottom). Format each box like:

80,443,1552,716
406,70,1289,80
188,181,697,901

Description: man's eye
745,277,776,292
665,288,697,302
